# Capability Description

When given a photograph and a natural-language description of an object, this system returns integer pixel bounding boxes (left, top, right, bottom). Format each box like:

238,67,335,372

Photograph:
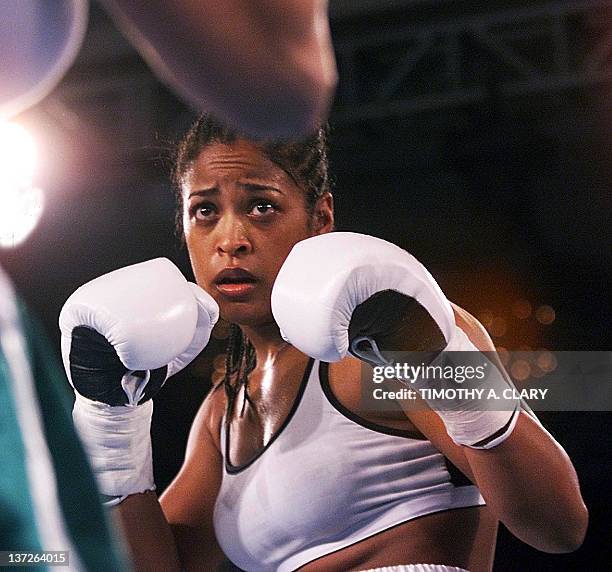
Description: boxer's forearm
100,0,337,137
114,491,181,571
450,306,588,551
465,412,588,553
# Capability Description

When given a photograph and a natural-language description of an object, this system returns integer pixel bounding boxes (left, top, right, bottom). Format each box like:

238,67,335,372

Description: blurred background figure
1,0,337,135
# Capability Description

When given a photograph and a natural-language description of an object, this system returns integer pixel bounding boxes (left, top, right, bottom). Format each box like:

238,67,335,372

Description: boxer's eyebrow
238,182,284,194
188,187,218,198
188,183,283,198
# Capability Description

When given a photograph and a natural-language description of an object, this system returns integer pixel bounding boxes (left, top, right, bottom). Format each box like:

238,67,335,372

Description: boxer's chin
219,298,273,328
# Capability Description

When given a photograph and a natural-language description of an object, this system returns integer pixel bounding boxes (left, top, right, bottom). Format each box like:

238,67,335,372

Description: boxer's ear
311,192,334,235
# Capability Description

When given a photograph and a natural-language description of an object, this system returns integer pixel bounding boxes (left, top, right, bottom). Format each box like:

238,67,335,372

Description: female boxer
61,115,588,571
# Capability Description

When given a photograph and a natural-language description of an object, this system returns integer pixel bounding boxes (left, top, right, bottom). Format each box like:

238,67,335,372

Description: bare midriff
296,506,497,572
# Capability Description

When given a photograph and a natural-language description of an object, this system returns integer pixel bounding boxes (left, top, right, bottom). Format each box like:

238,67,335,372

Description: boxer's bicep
160,386,226,570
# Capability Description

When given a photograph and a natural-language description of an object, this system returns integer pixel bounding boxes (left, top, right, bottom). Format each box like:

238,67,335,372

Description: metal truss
38,1,612,158
332,0,612,123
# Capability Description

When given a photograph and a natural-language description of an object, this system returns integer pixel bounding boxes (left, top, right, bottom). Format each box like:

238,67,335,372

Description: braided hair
173,114,331,421
223,324,256,420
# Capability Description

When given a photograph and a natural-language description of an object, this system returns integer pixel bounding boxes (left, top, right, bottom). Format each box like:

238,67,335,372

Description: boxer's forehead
183,140,296,195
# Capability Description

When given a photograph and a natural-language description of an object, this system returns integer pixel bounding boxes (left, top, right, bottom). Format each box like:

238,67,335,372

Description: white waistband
358,565,469,572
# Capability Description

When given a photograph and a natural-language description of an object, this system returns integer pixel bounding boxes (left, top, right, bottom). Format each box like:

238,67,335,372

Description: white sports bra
213,359,484,572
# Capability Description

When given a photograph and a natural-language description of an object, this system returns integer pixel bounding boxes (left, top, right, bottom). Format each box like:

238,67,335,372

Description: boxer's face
182,139,332,327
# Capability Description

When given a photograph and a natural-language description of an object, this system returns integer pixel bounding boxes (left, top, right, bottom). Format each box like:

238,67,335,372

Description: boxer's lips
214,268,258,298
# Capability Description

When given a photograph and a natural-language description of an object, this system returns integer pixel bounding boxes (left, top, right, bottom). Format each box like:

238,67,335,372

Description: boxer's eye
191,202,217,221
249,200,277,218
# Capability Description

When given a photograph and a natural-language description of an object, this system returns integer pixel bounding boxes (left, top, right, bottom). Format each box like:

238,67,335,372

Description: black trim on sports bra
225,357,315,474
320,363,476,487
319,361,426,439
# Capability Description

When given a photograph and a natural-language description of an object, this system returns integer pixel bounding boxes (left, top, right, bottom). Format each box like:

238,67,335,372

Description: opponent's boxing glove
59,258,218,504
271,232,519,449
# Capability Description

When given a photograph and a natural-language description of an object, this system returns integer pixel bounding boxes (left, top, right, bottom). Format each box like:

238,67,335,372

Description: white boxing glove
271,232,519,449
59,258,218,503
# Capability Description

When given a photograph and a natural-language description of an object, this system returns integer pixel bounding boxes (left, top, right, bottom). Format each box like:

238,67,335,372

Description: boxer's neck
241,320,289,365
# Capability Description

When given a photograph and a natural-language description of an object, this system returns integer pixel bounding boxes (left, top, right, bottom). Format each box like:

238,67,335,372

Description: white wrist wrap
416,327,520,449
73,392,154,505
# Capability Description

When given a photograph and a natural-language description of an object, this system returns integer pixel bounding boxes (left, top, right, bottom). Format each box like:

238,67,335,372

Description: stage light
489,316,507,338
0,121,44,248
536,350,557,373
536,305,556,325
510,359,531,382
512,299,532,320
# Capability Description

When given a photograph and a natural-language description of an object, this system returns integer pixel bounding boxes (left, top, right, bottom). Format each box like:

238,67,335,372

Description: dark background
1,1,610,570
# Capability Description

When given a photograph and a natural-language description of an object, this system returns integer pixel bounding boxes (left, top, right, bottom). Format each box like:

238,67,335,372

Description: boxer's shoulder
192,381,227,453
451,303,495,352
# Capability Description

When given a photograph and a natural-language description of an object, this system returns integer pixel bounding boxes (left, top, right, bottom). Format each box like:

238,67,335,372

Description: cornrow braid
223,324,257,425
262,129,330,215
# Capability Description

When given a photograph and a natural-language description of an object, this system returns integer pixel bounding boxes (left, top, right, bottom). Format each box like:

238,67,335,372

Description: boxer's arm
436,306,588,553
115,386,225,570
99,0,337,138
160,385,225,569
113,491,181,571
272,232,587,554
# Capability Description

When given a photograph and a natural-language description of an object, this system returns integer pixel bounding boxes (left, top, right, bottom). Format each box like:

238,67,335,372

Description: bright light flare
0,121,44,248
0,122,37,187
